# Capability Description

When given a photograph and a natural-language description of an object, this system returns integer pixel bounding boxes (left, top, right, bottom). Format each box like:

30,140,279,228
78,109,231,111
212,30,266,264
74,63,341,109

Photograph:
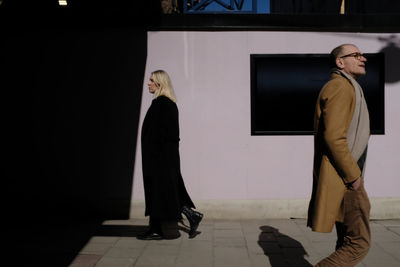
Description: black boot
137,218,164,240
182,206,203,238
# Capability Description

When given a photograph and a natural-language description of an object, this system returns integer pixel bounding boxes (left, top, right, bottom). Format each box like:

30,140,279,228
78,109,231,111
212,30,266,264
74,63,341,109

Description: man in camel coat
307,44,371,266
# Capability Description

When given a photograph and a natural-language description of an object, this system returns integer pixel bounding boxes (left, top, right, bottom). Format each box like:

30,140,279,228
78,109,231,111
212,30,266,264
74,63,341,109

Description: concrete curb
130,198,400,220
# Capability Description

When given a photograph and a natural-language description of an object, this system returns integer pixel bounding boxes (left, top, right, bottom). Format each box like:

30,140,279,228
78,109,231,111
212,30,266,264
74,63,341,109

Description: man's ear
336,58,344,69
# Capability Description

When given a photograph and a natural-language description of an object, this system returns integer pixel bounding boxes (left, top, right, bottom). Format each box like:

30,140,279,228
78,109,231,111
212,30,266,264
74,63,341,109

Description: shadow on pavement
5,219,149,266
258,225,313,267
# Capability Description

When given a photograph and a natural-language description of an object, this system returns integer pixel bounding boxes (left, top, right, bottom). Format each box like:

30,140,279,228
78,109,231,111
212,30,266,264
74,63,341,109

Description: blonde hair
151,70,177,102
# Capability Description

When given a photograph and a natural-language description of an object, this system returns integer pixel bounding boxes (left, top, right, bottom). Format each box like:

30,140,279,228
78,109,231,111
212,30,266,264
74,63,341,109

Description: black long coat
141,95,195,220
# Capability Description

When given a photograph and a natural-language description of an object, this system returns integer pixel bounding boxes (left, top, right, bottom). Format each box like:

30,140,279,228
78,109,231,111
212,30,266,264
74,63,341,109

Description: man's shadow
258,226,312,267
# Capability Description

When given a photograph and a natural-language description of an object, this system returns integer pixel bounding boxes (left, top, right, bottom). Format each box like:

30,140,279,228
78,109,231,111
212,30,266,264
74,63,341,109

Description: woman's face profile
148,74,158,94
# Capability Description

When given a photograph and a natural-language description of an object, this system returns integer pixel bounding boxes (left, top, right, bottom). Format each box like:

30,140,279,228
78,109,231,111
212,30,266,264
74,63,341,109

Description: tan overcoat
307,73,362,233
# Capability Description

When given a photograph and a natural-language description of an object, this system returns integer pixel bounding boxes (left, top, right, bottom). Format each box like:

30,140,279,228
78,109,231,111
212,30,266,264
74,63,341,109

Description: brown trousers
316,182,371,267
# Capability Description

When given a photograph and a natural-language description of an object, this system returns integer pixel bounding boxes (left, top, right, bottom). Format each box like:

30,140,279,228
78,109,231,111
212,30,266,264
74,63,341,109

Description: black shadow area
2,27,147,266
5,220,149,266
258,226,313,267
378,35,400,84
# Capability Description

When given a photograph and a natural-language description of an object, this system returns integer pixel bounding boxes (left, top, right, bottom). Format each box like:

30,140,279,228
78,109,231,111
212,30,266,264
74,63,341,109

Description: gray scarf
333,69,370,175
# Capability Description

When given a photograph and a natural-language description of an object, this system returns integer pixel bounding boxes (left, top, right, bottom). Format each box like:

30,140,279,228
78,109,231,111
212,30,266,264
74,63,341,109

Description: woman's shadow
258,226,312,267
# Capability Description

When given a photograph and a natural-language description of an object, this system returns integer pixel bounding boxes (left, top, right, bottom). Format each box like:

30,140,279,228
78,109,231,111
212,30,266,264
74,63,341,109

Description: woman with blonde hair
138,70,203,240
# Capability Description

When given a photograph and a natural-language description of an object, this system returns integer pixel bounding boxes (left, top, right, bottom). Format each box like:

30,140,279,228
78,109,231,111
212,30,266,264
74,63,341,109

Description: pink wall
133,32,400,202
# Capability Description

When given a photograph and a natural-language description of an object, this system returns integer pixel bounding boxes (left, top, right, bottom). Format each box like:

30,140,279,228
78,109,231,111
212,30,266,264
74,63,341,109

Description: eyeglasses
339,52,364,60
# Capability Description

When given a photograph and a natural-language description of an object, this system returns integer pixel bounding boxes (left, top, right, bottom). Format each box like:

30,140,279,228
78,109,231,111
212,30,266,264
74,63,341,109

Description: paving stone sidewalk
69,218,400,267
